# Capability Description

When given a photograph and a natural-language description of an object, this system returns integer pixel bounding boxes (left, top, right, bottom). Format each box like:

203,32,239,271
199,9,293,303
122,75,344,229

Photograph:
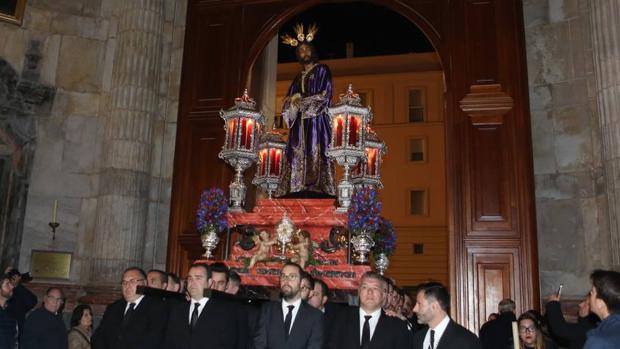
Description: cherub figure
290,230,311,269
248,230,277,269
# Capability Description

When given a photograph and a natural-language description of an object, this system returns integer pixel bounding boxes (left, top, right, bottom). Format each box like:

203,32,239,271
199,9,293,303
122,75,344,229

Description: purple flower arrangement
347,188,382,232
195,188,228,234
372,216,397,256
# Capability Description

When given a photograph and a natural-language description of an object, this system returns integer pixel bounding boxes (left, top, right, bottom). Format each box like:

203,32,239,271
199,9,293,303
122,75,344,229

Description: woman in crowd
518,312,558,349
68,304,93,349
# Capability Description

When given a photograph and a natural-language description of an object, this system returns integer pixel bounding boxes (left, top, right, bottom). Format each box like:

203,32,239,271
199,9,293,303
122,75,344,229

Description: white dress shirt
282,298,302,333
188,297,209,323
124,295,144,314
423,315,450,349
359,307,382,344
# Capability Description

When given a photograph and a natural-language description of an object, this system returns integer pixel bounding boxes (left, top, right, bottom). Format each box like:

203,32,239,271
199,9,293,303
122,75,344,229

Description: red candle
367,148,377,176
335,116,343,146
245,120,254,150
269,148,277,175
275,149,282,176
260,149,267,176
228,119,237,149
348,115,358,146
240,118,247,148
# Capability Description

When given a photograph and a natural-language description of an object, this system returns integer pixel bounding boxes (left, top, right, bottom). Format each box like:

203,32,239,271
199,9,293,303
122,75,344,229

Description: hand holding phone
557,283,564,299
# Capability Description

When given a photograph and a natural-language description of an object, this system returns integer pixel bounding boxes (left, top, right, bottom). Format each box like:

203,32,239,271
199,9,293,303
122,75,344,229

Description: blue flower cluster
347,188,382,232
373,216,397,256
195,188,228,234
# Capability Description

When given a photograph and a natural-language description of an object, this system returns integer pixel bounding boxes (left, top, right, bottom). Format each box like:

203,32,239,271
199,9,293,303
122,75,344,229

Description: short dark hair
70,304,92,327
189,263,211,279
315,278,329,298
282,262,303,276
123,266,147,280
147,269,168,284
228,270,241,286
167,272,181,285
591,269,620,313
301,271,315,289
210,262,230,283
417,282,450,313
295,42,319,63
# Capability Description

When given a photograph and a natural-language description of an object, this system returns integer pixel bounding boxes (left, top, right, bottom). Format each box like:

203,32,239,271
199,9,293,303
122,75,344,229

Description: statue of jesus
276,24,336,198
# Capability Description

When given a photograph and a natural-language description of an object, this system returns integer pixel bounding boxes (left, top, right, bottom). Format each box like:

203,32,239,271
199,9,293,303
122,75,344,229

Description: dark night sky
277,2,434,63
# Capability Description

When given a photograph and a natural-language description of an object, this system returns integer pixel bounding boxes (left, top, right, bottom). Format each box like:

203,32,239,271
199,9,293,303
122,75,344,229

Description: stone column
90,0,164,284
591,0,620,268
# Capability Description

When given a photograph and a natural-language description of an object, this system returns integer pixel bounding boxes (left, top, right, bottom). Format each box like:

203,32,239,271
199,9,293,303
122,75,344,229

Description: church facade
0,0,617,331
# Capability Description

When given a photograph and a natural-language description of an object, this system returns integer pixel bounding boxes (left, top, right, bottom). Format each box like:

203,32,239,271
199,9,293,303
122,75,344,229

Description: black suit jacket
253,300,324,349
163,297,247,349
92,296,167,349
413,319,482,349
479,311,516,349
329,307,413,349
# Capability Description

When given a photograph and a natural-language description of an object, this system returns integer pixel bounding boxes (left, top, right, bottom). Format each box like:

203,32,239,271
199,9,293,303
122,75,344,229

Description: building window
409,138,425,162
410,189,427,215
408,89,425,122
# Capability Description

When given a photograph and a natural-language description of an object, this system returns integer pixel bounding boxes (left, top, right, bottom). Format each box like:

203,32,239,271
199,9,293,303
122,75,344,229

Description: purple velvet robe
276,63,336,196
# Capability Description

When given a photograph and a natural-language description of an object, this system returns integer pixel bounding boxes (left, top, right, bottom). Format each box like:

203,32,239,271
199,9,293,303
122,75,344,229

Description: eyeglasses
46,296,64,304
518,326,537,334
121,278,145,287
280,274,299,281
300,285,311,291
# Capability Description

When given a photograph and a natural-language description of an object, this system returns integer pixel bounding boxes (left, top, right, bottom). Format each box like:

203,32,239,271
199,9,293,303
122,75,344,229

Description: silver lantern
374,252,390,275
352,126,387,189
275,212,295,260
253,130,287,198
327,84,372,212
350,229,375,264
219,89,264,212
201,228,219,259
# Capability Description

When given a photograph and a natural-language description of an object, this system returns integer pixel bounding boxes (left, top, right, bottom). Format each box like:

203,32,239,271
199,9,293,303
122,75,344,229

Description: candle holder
253,130,287,198
219,89,265,212
327,85,372,212
48,222,60,240
352,126,387,189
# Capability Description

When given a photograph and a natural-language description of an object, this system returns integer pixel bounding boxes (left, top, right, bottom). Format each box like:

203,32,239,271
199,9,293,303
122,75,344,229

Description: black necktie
283,305,295,340
190,302,200,329
429,329,435,349
361,315,372,349
122,302,135,327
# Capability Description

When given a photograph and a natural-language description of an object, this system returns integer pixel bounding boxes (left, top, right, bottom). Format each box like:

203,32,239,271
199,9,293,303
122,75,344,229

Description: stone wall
0,0,186,284
523,0,612,298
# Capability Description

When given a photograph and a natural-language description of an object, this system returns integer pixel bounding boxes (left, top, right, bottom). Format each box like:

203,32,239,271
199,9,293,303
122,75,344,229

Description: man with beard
254,262,323,349
412,282,481,349
0,273,18,348
276,23,336,198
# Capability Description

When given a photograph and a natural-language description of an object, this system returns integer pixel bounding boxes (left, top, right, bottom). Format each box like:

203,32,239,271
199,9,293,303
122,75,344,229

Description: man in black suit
328,271,412,349
254,262,324,349
479,298,516,349
412,282,481,349
92,267,167,349
163,263,246,349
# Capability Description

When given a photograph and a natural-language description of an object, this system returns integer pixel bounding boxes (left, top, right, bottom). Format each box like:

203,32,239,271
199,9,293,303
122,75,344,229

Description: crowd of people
1,263,619,349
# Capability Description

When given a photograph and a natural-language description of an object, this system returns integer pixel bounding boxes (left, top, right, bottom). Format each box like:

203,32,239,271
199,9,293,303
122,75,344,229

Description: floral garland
195,188,228,234
347,188,382,232
372,216,397,257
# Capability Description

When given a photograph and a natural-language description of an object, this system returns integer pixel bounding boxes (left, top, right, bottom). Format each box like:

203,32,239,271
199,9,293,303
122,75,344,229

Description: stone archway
168,0,539,331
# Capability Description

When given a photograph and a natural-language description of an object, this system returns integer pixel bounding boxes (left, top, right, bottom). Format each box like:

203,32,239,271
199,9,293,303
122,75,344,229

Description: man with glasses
21,287,67,349
163,263,247,349
254,262,324,349
412,282,481,349
300,272,314,302
92,266,167,349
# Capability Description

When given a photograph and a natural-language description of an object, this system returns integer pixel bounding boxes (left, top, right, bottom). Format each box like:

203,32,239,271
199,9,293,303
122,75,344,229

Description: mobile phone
557,284,564,299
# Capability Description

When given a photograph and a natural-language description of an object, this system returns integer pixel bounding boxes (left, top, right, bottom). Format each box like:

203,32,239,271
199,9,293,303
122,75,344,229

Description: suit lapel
369,310,388,348
435,320,453,349
288,302,306,346
350,307,361,348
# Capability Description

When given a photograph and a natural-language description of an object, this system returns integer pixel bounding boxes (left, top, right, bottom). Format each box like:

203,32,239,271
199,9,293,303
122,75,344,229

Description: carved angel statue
248,230,277,269
290,230,312,269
